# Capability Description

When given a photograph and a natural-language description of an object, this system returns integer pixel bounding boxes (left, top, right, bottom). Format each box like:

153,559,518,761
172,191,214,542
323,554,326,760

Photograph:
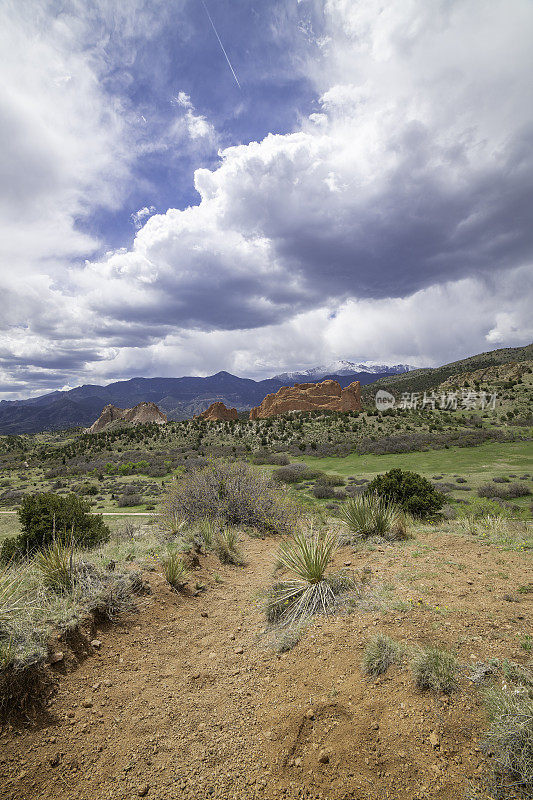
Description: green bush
1,492,109,562
366,469,445,518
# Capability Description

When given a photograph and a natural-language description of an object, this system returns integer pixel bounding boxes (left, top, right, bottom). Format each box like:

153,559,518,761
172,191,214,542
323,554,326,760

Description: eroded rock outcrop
87,402,167,433
249,379,361,419
195,402,239,421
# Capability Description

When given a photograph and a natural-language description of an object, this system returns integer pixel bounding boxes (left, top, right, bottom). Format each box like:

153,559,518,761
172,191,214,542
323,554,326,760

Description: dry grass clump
410,646,459,694
34,541,74,593
265,530,354,624
160,460,300,535
213,527,244,565
271,623,308,653
0,568,28,624
362,634,404,676
162,552,189,590
339,493,409,541
484,686,533,794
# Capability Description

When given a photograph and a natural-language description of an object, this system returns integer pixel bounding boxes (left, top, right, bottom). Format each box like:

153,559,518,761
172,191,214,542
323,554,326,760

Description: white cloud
1,0,532,398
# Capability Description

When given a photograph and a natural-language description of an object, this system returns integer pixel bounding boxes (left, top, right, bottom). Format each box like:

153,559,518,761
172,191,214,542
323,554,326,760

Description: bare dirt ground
1,529,531,800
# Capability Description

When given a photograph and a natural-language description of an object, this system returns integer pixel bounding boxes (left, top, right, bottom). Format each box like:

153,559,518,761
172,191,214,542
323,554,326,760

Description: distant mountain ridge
0,368,393,434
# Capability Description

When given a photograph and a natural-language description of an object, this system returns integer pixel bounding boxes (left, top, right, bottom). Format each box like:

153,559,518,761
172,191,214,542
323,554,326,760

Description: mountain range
0,364,410,435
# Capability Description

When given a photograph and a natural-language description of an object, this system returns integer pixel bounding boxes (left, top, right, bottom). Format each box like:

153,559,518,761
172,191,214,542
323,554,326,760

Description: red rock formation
196,402,239,421
249,379,361,419
87,402,167,433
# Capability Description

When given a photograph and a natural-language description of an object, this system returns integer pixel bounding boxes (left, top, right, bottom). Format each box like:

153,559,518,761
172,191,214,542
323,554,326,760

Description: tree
1,493,109,562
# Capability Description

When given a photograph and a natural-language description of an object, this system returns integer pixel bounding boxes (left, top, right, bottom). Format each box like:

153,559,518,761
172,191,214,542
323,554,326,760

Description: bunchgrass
484,687,533,793
0,568,28,624
410,645,459,693
362,633,404,676
162,552,189,590
34,541,73,593
213,527,244,565
338,493,408,540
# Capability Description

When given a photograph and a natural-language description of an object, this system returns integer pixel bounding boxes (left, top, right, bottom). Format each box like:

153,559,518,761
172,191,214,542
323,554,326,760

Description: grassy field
290,440,533,513
296,440,533,478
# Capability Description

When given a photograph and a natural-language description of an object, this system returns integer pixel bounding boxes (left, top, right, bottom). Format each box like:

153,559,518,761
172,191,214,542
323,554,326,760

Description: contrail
201,0,241,89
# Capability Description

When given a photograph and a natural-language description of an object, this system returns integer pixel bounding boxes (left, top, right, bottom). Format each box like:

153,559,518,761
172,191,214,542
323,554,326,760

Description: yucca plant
267,531,348,623
162,552,189,590
213,527,244,566
338,493,406,540
34,541,74,593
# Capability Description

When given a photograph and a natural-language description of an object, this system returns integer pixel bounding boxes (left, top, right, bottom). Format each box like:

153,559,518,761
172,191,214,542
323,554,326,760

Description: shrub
117,494,143,507
160,460,300,535
315,474,346,487
162,553,189,590
338,493,408,540
365,469,445,518
410,646,458,693
34,542,73,593
312,483,336,499
2,493,109,562
252,453,290,466
479,482,531,499
272,464,320,484
483,687,533,792
213,527,244,565
266,531,352,623
362,634,403,676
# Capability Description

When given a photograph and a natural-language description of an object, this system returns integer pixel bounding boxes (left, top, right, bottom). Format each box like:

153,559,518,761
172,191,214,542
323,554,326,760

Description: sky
1,0,532,400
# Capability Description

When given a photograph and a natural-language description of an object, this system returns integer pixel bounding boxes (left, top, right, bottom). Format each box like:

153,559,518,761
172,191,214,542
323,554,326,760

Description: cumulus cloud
1,0,532,398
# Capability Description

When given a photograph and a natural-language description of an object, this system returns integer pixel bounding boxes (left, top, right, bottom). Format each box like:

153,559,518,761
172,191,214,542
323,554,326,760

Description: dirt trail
1,531,531,800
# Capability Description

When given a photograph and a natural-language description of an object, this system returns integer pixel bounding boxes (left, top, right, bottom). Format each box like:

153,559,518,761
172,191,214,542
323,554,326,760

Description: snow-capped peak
273,361,414,382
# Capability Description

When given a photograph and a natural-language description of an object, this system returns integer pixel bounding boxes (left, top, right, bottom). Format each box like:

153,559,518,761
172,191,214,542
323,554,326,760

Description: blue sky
1,0,532,399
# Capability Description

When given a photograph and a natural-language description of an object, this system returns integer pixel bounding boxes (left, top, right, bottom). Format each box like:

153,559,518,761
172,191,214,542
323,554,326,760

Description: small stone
137,784,150,797
305,709,315,720
91,639,101,649
201,611,209,618
49,753,61,767
49,652,64,664
318,749,330,764
234,647,244,655
81,699,93,709
429,731,440,749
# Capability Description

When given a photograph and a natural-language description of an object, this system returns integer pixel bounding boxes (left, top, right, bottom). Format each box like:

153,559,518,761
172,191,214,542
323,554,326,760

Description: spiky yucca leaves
162,552,189,590
213,527,244,565
268,531,352,623
338,493,407,540
34,542,73,593
362,634,404,676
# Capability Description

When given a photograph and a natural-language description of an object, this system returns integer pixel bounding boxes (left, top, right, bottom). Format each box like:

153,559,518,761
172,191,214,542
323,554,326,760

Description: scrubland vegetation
0,368,531,799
